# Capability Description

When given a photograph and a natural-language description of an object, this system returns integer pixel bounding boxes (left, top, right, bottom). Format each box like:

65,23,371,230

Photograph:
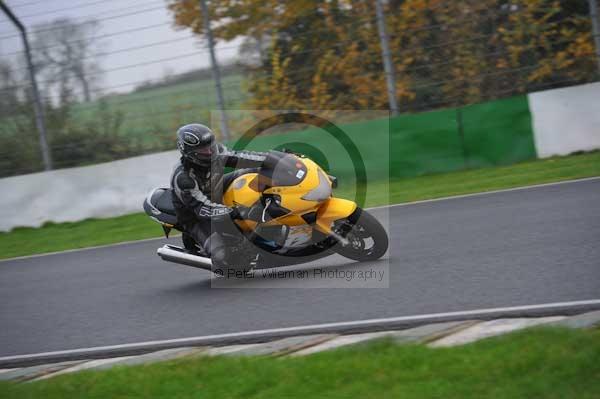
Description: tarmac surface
1,178,599,357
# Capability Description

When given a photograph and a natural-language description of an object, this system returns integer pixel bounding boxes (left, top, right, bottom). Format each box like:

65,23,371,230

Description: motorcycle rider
171,123,266,270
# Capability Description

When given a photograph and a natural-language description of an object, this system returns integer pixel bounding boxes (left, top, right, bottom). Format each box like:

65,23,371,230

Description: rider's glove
230,206,248,220
229,207,241,220
230,205,261,221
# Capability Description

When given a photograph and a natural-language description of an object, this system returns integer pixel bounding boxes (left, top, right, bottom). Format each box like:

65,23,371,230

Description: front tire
333,208,389,262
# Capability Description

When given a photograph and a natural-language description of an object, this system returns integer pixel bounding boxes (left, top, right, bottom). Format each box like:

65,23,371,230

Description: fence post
199,0,231,141
0,2,53,171
375,0,399,116
589,0,600,74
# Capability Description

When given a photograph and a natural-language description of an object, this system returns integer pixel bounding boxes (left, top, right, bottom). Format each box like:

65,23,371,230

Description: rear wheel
333,208,388,261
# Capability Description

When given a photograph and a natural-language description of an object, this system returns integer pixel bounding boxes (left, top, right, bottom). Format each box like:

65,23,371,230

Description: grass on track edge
0,326,599,398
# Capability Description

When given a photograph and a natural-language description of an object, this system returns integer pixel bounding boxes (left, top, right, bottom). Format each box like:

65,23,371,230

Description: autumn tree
495,0,596,92
167,0,597,112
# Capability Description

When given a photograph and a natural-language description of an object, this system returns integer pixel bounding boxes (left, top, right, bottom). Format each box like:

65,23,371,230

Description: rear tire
333,208,388,262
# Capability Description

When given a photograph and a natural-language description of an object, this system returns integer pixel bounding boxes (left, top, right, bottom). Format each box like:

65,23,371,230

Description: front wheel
333,208,389,262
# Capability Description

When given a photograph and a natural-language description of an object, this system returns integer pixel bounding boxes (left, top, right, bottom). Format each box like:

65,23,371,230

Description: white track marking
0,235,179,263
1,176,598,263
1,298,599,363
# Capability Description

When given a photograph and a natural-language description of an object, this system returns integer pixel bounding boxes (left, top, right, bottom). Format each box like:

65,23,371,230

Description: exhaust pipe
157,245,213,271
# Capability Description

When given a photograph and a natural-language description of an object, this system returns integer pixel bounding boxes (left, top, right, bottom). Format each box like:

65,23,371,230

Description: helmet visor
193,145,213,156
187,142,216,164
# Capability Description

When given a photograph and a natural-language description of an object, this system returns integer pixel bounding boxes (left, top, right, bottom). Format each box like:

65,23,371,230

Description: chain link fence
0,0,598,177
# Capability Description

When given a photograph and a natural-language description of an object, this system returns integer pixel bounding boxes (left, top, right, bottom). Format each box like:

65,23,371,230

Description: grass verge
1,327,599,398
1,151,599,260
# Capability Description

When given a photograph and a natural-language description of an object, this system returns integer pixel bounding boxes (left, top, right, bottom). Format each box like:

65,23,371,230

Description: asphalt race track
1,179,599,358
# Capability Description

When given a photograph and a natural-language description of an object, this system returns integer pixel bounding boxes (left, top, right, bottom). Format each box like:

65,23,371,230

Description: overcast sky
0,0,242,95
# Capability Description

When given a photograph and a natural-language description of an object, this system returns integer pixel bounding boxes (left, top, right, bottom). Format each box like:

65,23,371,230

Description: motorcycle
143,150,388,275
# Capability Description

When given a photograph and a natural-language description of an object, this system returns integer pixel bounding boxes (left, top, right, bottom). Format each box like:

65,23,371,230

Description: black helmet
176,123,216,167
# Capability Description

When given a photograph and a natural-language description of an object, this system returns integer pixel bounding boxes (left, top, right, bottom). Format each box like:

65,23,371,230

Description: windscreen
259,151,308,187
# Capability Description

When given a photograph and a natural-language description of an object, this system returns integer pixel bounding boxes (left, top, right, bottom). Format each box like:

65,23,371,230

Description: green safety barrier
228,95,536,181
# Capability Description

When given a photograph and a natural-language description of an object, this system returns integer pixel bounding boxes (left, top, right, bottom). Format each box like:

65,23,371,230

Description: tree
495,0,596,92
167,0,317,64
167,0,597,112
31,18,104,103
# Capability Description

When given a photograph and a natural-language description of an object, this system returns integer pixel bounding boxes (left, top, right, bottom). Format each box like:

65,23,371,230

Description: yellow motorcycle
144,150,388,273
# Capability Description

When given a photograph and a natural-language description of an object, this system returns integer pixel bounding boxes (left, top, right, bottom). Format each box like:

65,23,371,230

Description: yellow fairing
222,158,357,233
223,172,261,231
314,198,357,234
262,158,323,216
223,173,260,207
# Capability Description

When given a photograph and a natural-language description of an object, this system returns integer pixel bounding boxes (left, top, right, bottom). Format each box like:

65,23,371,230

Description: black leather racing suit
170,143,266,267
